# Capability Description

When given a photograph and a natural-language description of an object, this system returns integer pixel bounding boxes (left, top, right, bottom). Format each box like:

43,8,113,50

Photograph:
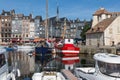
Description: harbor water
8,48,63,80
8,49,35,80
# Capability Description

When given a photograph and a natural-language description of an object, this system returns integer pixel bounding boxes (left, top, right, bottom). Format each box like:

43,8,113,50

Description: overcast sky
0,0,119,20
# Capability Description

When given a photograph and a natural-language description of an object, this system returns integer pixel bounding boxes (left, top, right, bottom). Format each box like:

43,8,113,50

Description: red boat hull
56,39,80,65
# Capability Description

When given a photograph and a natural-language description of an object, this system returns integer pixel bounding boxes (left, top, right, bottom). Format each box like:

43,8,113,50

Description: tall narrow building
0,10,15,44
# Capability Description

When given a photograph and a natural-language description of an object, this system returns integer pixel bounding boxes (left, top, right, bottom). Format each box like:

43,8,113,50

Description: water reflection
8,48,63,80
4,45,95,80
8,49,35,80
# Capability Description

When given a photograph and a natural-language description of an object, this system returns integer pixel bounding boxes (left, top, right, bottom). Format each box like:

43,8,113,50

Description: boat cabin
75,53,120,80
0,48,20,80
0,50,6,68
0,49,9,80
94,53,120,78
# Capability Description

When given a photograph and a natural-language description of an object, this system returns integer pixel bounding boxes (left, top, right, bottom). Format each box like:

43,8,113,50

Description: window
5,39,7,42
98,61,120,78
2,29,4,32
1,19,4,22
109,28,112,34
9,34,11,37
1,34,4,37
16,35,18,37
26,34,28,37
5,34,7,37
0,54,6,68
117,25,120,33
9,23,11,26
5,13,7,16
5,19,7,22
40,32,42,34
2,39,4,42
5,23,7,26
13,34,14,37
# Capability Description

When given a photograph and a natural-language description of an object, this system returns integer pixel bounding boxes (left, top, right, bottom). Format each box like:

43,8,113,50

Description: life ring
7,73,15,80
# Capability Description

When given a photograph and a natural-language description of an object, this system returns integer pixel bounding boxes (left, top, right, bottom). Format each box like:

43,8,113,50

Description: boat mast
55,0,60,38
50,21,53,39
63,18,66,39
61,18,66,39
56,0,59,21
45,0,49,40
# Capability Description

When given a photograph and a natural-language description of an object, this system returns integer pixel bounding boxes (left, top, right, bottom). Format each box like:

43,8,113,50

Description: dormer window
5,19,7,22
5,13,7,16
91,28,94,31
97,27,100,31
1,19,4,22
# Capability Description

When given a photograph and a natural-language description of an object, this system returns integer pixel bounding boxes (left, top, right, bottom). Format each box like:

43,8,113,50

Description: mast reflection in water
7,48,63,80
8,49,35,80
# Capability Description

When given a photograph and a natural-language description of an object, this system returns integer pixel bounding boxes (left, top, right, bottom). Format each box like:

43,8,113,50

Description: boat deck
61,69,78,80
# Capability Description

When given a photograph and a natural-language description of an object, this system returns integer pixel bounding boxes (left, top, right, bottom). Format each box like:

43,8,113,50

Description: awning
34,38,44,42
11,38,21,42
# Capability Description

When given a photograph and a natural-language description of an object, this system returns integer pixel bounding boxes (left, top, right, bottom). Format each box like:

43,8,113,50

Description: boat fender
7,73,16,80
16,69,21,77
12,68,21,77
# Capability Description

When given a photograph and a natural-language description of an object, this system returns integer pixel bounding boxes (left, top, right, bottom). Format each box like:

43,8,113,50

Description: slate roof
86,17,116,34
93,8,111,16
111,12,120,17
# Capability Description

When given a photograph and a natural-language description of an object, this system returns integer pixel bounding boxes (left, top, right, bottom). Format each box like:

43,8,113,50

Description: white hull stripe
62,57,79,60
61,50,79,53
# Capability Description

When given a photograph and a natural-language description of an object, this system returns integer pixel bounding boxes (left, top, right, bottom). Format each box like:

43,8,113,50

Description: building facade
12,14,23,43
22,14,32,42
0,10,15,44
39,17,91,40
0,9,91,44
86,8,120,46
29,19,35,40
34,16,42,38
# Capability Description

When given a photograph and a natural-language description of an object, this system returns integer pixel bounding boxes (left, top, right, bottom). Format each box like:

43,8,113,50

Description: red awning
11,38,21,42
34,38,44,42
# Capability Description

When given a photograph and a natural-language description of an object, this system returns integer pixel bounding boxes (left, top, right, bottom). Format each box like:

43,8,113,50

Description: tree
80,24,91,40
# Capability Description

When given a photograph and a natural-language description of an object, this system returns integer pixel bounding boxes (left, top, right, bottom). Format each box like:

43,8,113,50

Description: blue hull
5,47,17,51
35,47,52,65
